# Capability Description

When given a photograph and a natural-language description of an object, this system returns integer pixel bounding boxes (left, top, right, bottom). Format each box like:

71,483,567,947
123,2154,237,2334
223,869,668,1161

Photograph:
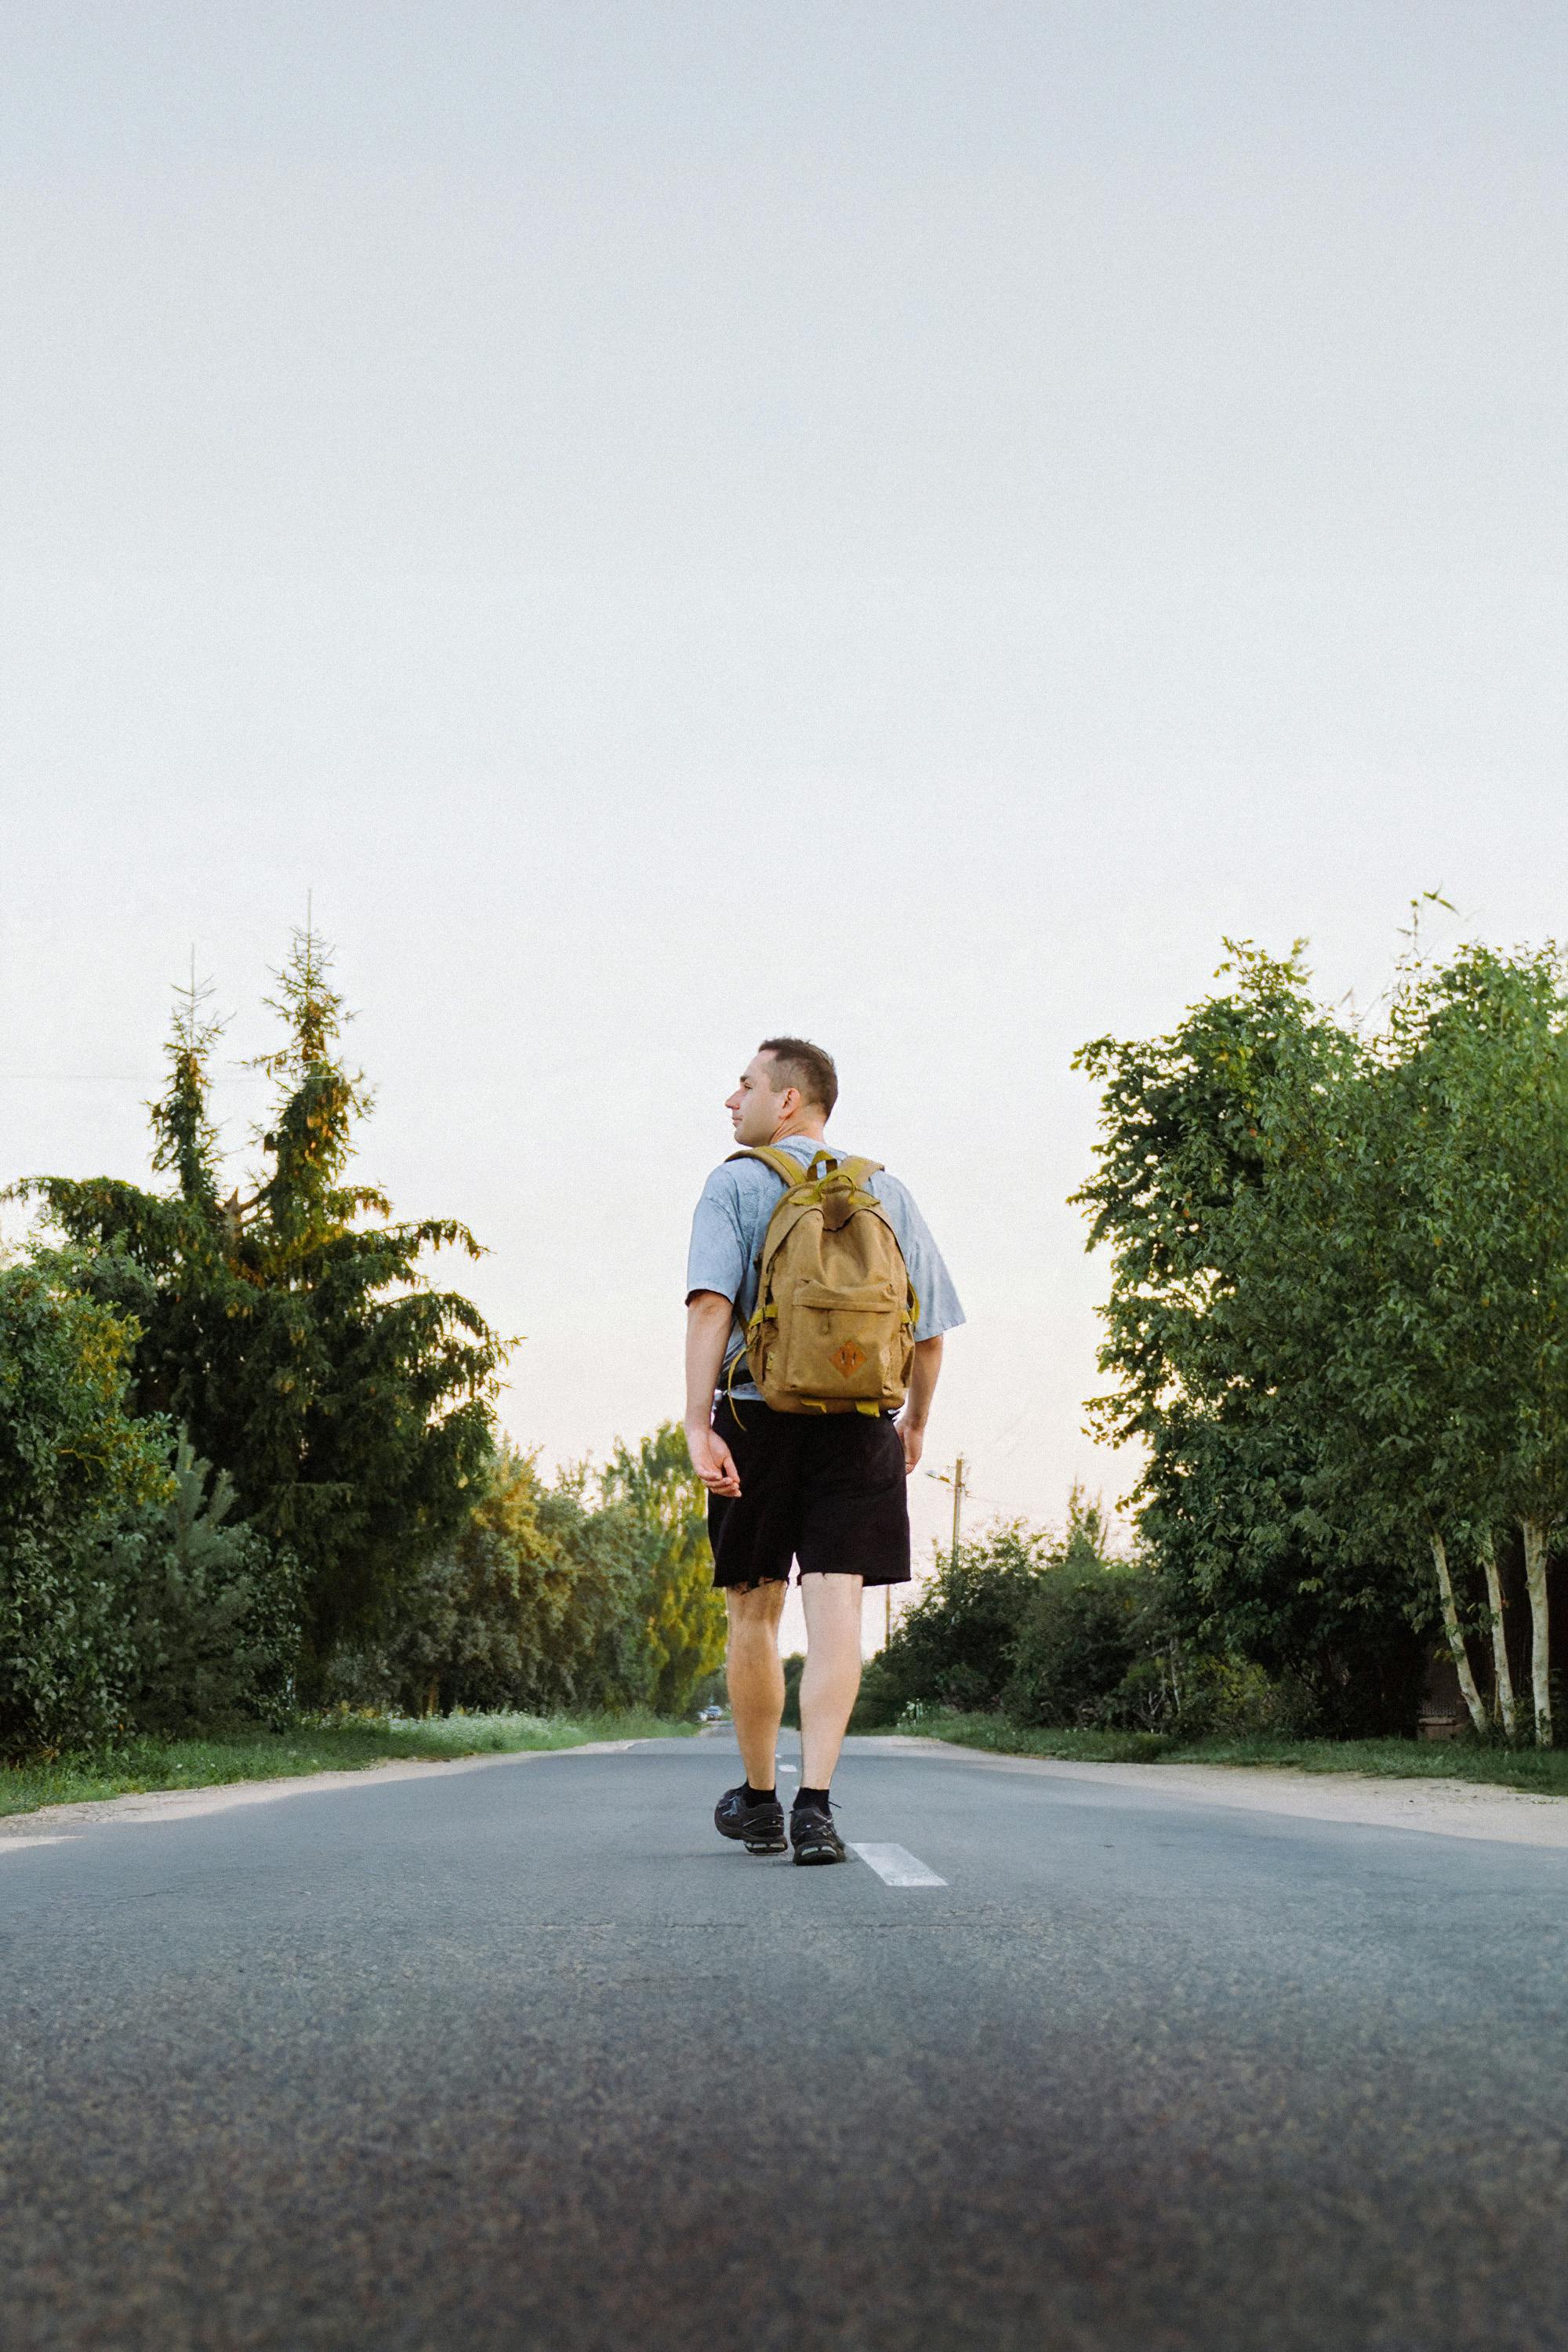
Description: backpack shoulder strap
728,1146,887,1189
727,1145,815,1190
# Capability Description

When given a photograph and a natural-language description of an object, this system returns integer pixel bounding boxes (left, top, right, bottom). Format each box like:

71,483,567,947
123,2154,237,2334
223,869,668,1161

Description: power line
0,1070,270,1085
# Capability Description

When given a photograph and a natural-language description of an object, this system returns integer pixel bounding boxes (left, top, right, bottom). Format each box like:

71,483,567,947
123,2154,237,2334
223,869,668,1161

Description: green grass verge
887,1710,1568,1795
0,1708,699,1820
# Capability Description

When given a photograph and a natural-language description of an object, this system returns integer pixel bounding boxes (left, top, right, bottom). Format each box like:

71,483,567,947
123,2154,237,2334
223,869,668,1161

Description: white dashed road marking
850,1842,947,1887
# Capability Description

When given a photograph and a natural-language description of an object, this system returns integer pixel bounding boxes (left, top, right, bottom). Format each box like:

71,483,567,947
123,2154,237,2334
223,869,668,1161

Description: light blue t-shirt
685,1138,965,1401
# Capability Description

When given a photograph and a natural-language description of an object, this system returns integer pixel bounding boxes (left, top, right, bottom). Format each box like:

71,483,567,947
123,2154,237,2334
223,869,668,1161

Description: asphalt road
6,1732,1568,2352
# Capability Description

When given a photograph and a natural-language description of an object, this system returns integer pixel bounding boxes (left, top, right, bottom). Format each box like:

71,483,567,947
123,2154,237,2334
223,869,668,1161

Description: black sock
794,1784,831,1811
744,1782,776,1806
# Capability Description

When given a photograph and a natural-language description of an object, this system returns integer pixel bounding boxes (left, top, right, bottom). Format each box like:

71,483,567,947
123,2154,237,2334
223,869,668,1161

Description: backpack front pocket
775,1279,902,1402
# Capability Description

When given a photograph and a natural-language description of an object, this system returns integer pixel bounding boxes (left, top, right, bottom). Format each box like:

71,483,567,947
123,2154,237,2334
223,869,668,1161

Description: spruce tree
24,925,506,1679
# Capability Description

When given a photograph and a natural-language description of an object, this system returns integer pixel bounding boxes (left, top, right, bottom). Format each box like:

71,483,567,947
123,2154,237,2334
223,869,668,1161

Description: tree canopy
23,927,506,1675
1076,935,1568,1740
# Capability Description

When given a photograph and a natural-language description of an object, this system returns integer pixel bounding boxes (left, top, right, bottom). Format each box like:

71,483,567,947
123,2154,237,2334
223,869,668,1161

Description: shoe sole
792,1843,846,1865
716,1813,787,1853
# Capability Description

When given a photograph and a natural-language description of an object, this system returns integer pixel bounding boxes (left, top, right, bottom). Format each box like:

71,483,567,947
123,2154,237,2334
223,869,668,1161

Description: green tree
1345,946,1568,1741
1196,941,1568,1743
1076,933,1568,1744
21,928,507,1679
111,1431,304,1734
601,1421,727,1716
362,1447,655,1716
1073,945,1428,1729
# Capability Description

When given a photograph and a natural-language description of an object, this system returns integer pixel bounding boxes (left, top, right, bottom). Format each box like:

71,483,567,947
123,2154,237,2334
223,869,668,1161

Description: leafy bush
0,1256,303,1751
0,1261,170,1755
1000,1552,1309,1737
1003,1559,1152,1726
1107,1640,1308,1734
853,1524,1050,1727
854,1490,1307,1741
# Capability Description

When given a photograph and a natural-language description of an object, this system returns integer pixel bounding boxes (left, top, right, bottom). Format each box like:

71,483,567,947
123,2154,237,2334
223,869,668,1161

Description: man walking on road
684,1038,964,1864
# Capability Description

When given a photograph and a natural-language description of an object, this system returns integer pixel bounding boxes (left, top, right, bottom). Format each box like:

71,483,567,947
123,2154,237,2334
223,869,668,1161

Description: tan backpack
730,1145,918,1415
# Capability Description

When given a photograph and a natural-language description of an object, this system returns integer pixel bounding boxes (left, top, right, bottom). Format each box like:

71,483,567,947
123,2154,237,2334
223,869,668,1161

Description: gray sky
5,2,1567,1591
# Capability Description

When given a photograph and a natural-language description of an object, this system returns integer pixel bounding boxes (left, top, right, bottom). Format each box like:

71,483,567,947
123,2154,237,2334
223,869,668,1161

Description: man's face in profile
726,1053,793,1146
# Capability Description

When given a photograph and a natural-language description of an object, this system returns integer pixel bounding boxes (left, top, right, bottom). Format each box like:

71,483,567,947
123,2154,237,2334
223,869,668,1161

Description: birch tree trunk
1479,1530,1517,1740
1521,1516,1553,1748
1429,1532,1490,1737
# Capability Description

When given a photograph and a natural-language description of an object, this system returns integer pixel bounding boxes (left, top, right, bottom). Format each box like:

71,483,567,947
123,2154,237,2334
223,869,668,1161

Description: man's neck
769,1120,828,1145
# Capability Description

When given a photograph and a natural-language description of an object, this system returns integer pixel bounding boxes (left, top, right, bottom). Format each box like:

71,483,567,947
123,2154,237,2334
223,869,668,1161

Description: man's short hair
758,1036,839,1116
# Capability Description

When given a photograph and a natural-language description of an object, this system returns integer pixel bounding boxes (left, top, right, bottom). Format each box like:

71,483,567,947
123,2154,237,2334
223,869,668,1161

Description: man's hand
686,1419,742,1497
898,1335,943,1475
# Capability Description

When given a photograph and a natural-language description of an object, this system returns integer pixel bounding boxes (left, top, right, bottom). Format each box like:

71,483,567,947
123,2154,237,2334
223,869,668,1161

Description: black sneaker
789,1800,847,1866
714,1785,787,1854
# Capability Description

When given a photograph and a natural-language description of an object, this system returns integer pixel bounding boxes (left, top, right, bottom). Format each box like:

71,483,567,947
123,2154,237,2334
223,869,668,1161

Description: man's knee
725,1580,787,1635
798,1573,865,1622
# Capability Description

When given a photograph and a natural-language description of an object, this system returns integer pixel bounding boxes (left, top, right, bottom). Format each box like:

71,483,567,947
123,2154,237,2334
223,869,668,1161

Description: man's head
727,1036,839,1145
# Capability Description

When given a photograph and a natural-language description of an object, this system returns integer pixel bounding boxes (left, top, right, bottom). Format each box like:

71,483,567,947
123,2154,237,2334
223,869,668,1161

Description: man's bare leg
725,1581,788,1788
798,1572,866,1790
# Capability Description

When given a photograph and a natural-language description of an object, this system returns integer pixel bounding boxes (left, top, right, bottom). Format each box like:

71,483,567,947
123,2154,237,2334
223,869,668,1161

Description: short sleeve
685,1168,750,1305
876,1178,965,1341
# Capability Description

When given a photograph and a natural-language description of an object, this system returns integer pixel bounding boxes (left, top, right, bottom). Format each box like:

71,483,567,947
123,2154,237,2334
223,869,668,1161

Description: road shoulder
850,1733,1568,1848
0,1738,649,1847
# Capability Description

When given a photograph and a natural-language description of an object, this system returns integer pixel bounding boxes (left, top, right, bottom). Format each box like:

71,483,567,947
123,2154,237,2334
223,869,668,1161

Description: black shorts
706,1392,911,1589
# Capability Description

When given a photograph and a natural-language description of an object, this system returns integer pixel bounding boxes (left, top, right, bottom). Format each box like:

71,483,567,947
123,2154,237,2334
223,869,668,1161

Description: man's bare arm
684,1291,741,1496
896,1334,943,1473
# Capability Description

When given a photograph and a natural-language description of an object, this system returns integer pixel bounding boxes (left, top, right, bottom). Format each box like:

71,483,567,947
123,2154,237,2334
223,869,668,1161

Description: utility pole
887,1454,970,1649
925,1455,968,1570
